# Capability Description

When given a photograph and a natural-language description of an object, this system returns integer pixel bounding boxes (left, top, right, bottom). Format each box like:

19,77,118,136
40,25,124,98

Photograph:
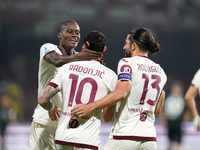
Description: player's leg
30,121,56,150
139,141,157,150
0,121,7,150
175,122,182,150
103,138,121,150
103,138,140,150
56,144,94,150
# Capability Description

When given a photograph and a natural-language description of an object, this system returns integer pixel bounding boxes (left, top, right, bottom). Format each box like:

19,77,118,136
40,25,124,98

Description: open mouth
70,38,77,43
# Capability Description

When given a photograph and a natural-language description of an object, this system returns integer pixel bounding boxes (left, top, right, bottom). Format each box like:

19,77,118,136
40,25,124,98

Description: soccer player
164,81,186,150
38,30,117,150
30,20,102,150
71,28,167,150
185,69,200,131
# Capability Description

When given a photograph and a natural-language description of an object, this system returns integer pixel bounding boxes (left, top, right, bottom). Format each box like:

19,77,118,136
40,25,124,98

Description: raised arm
71,80,132,117
44,48,103,67
154,90,165,114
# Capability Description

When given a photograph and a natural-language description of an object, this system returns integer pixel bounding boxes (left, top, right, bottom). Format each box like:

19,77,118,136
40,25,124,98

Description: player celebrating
38,30,117,150
72,28,167,150
30,20,102,150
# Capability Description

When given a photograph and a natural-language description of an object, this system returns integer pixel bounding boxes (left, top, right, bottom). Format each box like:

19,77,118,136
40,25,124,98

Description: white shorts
30,121,57,150
56,144,93,150
103,138,157,150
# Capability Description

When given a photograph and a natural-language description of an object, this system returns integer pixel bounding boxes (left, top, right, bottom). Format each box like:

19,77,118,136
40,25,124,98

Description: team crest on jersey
69,119,79,128
120,65,132,73
44,47,50,54
140,113,147,122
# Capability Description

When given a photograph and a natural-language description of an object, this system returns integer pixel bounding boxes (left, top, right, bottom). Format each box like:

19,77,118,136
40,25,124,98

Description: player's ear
103,46,107,53
86,41,90,49
132,42,137,50
57,32,62,40
82,45,85,49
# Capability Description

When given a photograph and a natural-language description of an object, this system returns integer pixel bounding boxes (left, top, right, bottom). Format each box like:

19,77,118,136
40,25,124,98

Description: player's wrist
74,53,80,61
193,115,200,128
193,115,199,120
88,103,96,112
49,103,55,111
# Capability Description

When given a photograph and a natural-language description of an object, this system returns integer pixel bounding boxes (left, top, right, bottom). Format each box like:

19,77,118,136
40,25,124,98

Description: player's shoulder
119,57,132,63
40,43,59,55
192,69,200,81
41,43,57,48
102,64,117,76
195,69,200,75
91,61,117,77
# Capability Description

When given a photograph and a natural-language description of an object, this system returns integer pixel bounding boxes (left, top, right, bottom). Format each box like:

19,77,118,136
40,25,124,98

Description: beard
125,51,132,57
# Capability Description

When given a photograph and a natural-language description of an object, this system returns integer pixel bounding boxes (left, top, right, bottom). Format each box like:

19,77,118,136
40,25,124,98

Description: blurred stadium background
0,0,200,149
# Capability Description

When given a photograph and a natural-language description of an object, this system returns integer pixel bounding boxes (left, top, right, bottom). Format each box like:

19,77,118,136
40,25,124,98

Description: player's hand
193,115,200,131
99,59,106,66
78,48,102,61
71,104,92,118
48,106,61,121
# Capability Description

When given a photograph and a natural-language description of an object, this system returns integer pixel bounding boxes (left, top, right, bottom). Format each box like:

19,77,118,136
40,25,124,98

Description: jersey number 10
68,74,97,107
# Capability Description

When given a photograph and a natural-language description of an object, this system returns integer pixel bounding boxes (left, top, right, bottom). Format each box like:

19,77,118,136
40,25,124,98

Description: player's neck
59,45,74,55
132,49,148,57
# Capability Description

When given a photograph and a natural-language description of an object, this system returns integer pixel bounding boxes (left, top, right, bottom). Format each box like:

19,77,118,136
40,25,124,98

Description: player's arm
185,85,200,131
38,85,60,111
38,85,61,121
185,85,199,118
44,48,103,67
71,80,132,117
102,105,116,123
154,90,165,114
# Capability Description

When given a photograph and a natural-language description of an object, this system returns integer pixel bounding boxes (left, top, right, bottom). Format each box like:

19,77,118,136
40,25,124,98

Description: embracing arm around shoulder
44,52,79,67
154,90,165,114
184,85,199,118
44,49,103,67
71,80,132,117
38,85,60,111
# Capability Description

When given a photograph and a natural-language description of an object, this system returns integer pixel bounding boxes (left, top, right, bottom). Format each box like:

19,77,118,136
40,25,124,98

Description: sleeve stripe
48,82,58,88
44,50,55,57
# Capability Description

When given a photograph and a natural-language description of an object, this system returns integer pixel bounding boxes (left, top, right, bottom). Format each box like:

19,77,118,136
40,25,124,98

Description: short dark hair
128,28,160,55
83,30,106,52
58,20,79,33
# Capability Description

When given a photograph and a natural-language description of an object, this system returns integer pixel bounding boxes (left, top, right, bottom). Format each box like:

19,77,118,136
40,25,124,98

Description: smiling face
58,21,80,54
123,34,132,57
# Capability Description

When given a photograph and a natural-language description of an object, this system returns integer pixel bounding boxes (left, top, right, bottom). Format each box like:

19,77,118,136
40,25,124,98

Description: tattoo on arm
39,86,60,110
